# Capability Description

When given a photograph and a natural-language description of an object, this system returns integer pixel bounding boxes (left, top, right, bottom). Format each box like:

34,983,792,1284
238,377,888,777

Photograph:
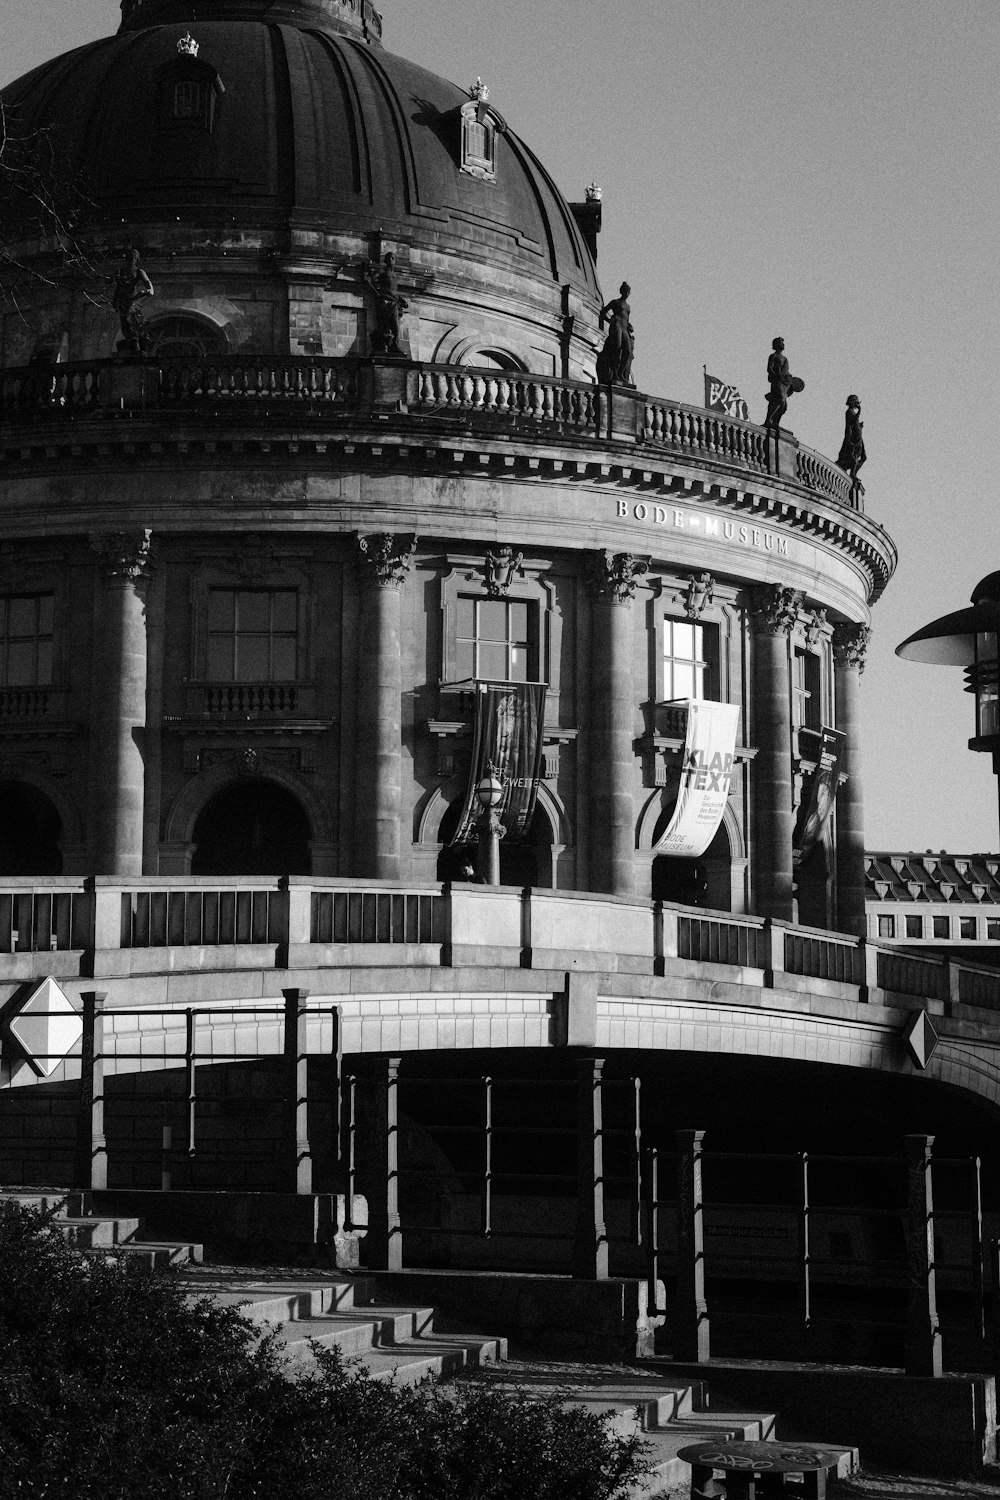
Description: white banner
657,699,741,858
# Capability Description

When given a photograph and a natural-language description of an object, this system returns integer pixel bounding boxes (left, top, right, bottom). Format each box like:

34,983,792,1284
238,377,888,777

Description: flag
704,370,749,423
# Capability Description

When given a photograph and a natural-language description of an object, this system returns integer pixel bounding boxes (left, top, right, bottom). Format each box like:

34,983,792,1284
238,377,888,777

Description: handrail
0,355,866,514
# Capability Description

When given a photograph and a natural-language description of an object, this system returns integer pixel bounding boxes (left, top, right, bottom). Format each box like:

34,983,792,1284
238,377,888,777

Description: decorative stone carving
585,181,603,202
804,608,828,650
836,394,867,482
240,746,261,775
585,550,648,603
362,251,407,356
355,532,417,588
90,529,153,582
748,583,803,636
235,532,274,584
764,336,804,431
483,546,524,599
469,77,490,103
596,282,634,387
832,621,871,674
110,249,154,357
176,32,199,57
681,571,714,619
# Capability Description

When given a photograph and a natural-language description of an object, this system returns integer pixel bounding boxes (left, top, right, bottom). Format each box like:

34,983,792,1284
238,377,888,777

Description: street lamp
475,766,506,886
896,570,1000,842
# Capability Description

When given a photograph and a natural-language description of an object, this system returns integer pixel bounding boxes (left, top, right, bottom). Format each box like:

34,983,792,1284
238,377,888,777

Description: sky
4,0,999,853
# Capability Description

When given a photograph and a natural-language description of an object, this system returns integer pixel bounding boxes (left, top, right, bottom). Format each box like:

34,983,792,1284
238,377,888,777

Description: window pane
509,645,528,682
508,601,529,639
988,920,1000,941
478,601,507,642
237,593,270,632
36,596,54,634
271,638,296,680
905,916,922,938
208,591,233,629
174,80,203,119
207,638,231,679
35,641,53,684
932,915,949,938
236,637,269,680
960,917,977,939
479,643,507,680
673,663,695,700
878,915,895,938
271,591,297,631
672,621,695,659
7,597,35,635
6,643,34,684
456,640,474,679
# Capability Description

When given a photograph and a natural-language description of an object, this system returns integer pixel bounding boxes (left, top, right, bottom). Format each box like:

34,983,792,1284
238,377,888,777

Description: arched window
192,781,311,876
145,316,227,360
460,99,497,182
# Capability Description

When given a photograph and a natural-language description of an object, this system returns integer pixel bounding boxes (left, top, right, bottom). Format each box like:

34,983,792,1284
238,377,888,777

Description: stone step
55,1215,143,1248
100,1239,204,1268
1,1188,203,1266
177,1274,371,1324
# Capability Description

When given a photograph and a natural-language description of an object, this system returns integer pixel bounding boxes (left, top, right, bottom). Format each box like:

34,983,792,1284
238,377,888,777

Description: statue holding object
363,251,408,355
763,336,804,430
111,249,154,356
596,280,635,387
836,393,867,482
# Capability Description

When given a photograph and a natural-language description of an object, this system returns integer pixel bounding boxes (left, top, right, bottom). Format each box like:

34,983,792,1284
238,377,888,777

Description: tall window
173,80,205,119
0,595,53,686
662,618,710,700
792,649,822,730
207,590,297,681
456,597,533,682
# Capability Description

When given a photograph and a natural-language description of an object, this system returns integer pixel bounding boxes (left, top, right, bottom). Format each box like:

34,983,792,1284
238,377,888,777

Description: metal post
283,987,312,1194
990,1239,1000,1393
344,1074,357,1231
360,1056,402,1271
185,1009,197,1158
331,1004,343,1168
161,1122,172,1192
675,1129,711,1362
799,1151,811,1328
572,1056,608,1279
971,1155,986,1343
481,1075,493,1239
904,1133,942,1376
76,991,107,1191
632,1076,643,1246
645,1146,665,1317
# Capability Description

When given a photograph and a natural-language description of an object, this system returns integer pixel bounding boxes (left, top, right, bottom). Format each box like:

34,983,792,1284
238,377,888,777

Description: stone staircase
0,1188,203,1266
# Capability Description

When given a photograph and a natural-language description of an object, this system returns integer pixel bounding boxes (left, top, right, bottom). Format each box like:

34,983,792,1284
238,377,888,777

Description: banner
657,699,741,857
704,370,749,423
793,726,845,863
451,681,547,846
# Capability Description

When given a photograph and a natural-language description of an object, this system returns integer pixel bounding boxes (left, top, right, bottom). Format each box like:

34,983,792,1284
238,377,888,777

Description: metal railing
678,913,766,968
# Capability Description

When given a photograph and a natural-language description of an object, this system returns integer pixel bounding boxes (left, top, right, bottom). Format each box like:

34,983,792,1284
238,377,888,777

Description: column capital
747,582,803,636
90,529,153,582
832,621,872,674
355,531,417,588
585,549,648,603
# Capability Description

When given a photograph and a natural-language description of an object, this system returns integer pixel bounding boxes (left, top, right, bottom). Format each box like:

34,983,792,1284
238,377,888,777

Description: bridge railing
0,355,864,512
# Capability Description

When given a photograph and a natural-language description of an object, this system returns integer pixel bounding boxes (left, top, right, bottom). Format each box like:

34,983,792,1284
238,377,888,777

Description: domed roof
2,0,599,299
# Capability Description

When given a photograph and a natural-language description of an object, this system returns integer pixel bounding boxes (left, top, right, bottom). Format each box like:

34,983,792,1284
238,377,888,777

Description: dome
1,0,599,303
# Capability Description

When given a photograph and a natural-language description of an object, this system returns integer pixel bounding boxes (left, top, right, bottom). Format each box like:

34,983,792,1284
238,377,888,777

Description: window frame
878,914,896,939
460,100,497,182
440,565,556,693
454,594,537,684
0,593,54,688
206,587,299,684
792,647,823,731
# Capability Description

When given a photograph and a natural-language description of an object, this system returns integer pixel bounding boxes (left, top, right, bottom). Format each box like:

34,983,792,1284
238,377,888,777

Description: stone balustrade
0,355,864,513
0,877,997,1018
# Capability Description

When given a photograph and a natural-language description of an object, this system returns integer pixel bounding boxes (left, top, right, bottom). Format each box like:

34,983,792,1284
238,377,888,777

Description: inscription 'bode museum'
615,500,790,556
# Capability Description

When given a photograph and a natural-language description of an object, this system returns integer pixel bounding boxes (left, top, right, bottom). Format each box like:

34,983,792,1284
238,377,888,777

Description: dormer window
173,80,205,120
459,79,501,183
158,51,225,135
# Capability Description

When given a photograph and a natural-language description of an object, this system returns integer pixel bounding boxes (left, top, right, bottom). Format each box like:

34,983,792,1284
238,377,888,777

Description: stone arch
161,762,335,874
416,778,571,887
431,330,532,372
0,768,85,872
635,783,745,860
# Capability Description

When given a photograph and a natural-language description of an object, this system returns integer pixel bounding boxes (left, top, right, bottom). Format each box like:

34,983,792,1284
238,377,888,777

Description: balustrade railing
199,683,300,717
877,948,947,1001
122,888,283,949
785,930,865,986
0,355,866,512
0,890,90,952
310,888,445,945
0,687,57,719
678,913,767,968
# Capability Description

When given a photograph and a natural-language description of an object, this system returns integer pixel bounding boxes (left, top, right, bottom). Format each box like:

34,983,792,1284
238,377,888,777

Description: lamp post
896,571,1000,844
475,767,506,886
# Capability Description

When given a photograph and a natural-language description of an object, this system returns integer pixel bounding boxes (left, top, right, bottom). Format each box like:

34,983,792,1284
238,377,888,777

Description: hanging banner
451,681,547,846
704,370,749,423
657,699,741,858
793,726,845,863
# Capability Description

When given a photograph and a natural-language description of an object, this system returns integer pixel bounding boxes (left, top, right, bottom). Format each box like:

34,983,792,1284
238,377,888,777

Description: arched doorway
651,817,732,911
191,780,311,876
434,797,549,887
0,781,62,874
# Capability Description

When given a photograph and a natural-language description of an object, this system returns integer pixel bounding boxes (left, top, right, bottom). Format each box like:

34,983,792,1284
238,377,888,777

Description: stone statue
111,249,154,356
596,281,634,387
836,393,866,481
363,251,408,355
763,336,803,431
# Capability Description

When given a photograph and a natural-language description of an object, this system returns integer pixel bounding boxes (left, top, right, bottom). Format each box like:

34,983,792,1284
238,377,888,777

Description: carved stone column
90,531,152,876
833,622,871,936
749,584,802,921
586,551,645,896
354,533,416,879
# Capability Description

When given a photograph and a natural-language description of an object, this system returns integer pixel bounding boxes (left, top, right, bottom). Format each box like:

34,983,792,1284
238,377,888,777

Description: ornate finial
177,33,200,57
585,182,603,202
469,77,490,102
483,547,524,599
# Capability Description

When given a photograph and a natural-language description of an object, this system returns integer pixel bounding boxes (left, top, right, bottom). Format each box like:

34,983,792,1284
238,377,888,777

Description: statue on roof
363,251,408,356
111,249,154,357
836,393,867,482
596,281,634,387
763,336,803,431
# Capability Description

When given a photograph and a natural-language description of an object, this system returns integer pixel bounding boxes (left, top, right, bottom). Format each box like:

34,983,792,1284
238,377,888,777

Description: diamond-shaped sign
903,1009,939,1071
2,978,82,1077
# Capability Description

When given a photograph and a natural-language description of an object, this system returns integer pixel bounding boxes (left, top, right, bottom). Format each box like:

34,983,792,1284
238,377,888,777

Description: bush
0,1203,649,1499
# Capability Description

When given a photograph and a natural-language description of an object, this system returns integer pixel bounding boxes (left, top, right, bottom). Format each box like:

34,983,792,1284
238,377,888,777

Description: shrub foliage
0,1203,648,1499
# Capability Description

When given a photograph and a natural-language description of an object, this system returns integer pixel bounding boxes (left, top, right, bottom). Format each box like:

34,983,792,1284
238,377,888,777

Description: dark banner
704,370,749,423
793,726,845,863
452,681,547,845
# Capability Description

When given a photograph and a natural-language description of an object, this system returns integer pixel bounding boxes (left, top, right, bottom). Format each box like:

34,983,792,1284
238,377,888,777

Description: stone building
7,0,1000,1334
